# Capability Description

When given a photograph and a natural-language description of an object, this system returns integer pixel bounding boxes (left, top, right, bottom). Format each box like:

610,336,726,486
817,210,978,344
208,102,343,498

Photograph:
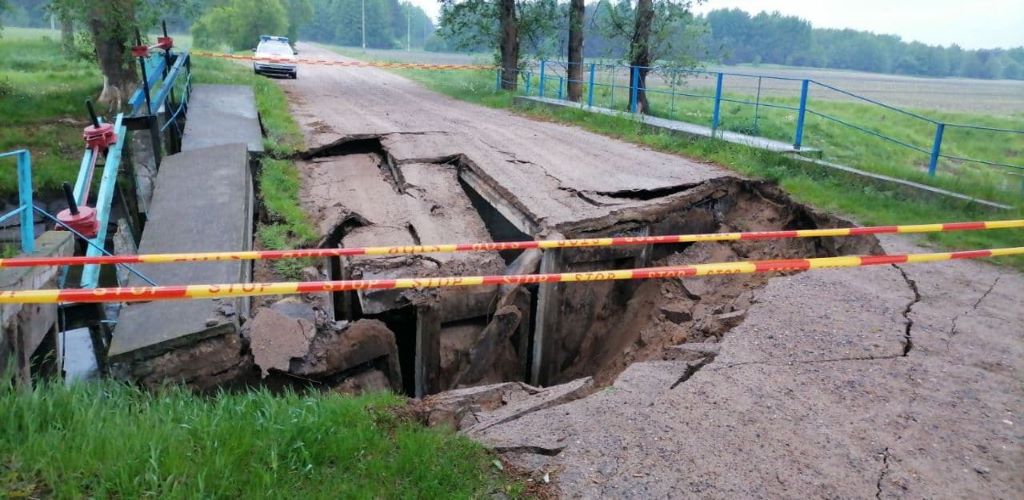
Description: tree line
704,8,1024,81
430,2,1023,82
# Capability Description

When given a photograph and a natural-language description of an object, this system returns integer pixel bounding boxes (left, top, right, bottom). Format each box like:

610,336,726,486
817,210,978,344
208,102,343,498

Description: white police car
253,35,297,79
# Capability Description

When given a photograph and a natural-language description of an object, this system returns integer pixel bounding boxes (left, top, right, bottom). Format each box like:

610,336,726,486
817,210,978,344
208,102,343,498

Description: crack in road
945,275,1000,352
893,264,920,357
670,354,717,389
876,448,892,499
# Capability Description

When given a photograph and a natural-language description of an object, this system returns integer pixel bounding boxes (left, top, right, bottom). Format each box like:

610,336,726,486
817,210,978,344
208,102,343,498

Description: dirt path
277,44,1023,497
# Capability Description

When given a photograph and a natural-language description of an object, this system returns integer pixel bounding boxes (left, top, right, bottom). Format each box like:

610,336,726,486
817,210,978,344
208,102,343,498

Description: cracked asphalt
277,45,1024,497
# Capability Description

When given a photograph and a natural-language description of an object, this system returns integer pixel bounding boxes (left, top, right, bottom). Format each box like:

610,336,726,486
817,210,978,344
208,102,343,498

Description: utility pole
361,0,367,50
406,2,411,51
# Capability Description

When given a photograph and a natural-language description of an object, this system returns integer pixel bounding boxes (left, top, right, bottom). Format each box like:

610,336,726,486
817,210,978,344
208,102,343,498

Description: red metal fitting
56,206,99,239
131,45,149,58
83,123,117,149
156,36,174,50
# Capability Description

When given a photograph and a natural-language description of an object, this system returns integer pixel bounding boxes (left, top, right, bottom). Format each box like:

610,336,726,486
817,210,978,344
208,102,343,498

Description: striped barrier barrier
1,219,1020,269
191,50,492,70
1,247,1020,304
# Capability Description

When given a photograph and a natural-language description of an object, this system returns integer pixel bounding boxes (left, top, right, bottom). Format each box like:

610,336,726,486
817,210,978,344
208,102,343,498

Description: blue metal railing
502,61,1024,185
0,150,35,254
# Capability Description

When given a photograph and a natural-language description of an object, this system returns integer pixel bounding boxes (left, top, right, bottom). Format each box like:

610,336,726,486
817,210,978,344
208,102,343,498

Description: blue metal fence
500,61,1024,186
0,150,36,254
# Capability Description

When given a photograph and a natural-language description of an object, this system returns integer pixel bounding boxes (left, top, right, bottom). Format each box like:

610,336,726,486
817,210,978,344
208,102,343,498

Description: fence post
539,61,547,98
16,151,34,254
711,72,724,133
629,66,640,113
928,123,945,176
557,77,564,100
524,71,532,96
495,68,501,90
587,63,596,107
794,79,810,150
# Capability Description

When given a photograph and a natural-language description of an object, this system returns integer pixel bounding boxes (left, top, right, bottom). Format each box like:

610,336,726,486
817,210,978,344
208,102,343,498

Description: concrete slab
182,84,264,154
110,143,252,361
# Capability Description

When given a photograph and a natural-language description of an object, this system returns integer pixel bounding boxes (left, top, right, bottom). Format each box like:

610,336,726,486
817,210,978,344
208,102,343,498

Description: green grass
1,379,515,498
388,68,1024,270
0,28,102,195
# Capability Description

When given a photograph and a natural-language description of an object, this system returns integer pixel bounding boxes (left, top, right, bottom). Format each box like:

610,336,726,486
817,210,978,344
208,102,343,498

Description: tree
628,0,653,112
497,0,518,89
594,0,702,113
193,0,289,50
566,0,584,101
83,0,139,108
284,0,313,44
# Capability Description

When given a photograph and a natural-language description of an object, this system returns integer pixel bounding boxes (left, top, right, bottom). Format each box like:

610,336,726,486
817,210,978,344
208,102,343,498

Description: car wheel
291,72,298,79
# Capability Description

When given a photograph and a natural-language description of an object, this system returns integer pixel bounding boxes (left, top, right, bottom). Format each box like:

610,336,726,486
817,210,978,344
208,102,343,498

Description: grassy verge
1,380,515,498
385,67,1024,270
190,56,315,277
0,28,101,196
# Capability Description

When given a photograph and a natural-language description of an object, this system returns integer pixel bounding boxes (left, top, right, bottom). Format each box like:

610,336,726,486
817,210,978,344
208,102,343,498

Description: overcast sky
408,0,1024,50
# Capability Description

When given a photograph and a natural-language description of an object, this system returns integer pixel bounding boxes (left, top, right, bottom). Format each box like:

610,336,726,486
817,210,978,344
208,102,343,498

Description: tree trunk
498,0,519,91
60,15,75,53
566,0,585,102
87,0,138,110
628,0,654,113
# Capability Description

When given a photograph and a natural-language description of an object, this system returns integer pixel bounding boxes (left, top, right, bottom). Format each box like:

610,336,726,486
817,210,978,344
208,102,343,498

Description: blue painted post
794,79,810,149
495,68,502,90
557,77,564,99
587,63,596,107
539,61,547,98
629,66,640,113
524,71,532,96
927,123,945,176
16,151,34,254
711,72,724,133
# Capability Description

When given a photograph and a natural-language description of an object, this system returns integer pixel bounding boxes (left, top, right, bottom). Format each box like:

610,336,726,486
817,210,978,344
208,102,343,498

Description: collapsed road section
296,132,879,397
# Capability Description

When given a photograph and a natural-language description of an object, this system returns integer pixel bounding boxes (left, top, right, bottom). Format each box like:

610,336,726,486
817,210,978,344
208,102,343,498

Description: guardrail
504,61,1024,187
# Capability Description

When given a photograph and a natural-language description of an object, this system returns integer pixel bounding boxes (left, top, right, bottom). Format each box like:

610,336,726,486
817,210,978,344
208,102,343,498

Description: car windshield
258,43,292,56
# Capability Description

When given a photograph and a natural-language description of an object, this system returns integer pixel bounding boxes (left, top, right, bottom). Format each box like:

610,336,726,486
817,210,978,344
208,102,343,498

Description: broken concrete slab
418,381,540,428
182,84,264,154
465,377,595,435
289,319,402,390
248,307,316,377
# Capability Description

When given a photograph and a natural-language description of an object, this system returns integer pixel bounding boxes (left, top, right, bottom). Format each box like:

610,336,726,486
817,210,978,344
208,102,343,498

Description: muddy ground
270,44,1023,497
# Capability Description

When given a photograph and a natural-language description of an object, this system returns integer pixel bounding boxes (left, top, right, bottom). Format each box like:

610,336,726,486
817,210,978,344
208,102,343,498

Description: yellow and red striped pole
2,247,1020,305
1,219,1020,269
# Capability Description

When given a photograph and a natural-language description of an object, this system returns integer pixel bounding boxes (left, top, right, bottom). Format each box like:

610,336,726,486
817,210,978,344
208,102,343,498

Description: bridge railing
126,25,193,169
0,150,35,254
